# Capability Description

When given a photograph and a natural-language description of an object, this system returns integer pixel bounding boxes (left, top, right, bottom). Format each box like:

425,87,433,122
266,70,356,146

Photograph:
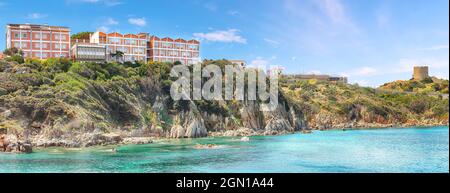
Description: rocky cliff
0,58,448,153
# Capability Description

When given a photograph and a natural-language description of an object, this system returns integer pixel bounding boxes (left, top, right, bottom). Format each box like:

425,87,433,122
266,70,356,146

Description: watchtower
413,66,429,81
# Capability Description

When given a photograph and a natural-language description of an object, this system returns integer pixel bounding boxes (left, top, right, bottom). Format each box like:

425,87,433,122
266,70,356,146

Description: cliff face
0,59,448,152
0,59,311,151
281,78,449,130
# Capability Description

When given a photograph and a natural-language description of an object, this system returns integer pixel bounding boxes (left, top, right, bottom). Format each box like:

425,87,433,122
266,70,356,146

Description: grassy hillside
280,77,449,129
379,77,449,94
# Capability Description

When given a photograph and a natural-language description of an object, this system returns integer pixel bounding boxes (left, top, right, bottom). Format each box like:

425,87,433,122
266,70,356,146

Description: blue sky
0,0,448,87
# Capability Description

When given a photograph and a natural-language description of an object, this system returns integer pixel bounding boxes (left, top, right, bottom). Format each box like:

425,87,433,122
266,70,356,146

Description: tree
3,48,24,63
71,32,93,40
110,51,124,63
3,47,19,56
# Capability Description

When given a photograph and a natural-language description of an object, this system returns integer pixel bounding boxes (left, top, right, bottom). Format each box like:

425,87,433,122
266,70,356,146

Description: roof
7,23,70,30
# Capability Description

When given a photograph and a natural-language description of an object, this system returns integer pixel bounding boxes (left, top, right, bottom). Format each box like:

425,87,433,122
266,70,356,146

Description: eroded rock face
170,120,208,138
265,118,293,131
240,101,263,130
80,133,123,147
170,125,185,138
170,102,208,138
0,134,33,153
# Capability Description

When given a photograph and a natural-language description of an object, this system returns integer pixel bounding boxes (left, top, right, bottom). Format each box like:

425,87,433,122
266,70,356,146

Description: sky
0,0,448,87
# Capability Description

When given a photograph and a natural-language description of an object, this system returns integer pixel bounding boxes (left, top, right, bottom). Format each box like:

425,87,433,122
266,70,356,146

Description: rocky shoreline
1,123,447,154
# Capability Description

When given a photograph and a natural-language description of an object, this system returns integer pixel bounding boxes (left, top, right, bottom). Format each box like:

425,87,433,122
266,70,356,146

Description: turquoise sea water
0,126,448,173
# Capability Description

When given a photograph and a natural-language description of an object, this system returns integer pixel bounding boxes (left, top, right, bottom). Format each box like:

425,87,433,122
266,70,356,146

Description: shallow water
0,126,448,173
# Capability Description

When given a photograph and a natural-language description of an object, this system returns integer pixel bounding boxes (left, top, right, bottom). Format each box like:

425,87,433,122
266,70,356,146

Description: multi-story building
5,24,70,59
90,31,148,62
147,36,200,65
71,39,107,63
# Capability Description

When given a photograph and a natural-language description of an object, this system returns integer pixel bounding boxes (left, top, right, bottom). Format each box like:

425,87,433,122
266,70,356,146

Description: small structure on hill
413,66,429,81
282,74,348,84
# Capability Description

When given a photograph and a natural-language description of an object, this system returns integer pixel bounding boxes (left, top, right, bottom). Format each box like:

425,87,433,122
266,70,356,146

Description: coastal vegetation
0,54,448,152
379,78,449,94
70,32,93,40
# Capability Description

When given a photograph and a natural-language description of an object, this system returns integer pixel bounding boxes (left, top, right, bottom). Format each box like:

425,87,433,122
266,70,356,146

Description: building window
22,33,28,38
109,38,120,44
35,33,41,39
55,44,60,49
14,42,20,48
14,33,19,38
188,44,198,50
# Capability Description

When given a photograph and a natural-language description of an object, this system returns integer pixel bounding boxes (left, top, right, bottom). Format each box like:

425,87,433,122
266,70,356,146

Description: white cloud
97,26,110,33
128,17,146,27
264,38,280,45
105,17,119,25
27,13,48,19
193,29,247,44
95,17,118,32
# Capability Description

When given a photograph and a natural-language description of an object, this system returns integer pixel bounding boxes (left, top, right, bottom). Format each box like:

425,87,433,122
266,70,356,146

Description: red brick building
6,24,71,59
90,31,148,62
148,36,200,65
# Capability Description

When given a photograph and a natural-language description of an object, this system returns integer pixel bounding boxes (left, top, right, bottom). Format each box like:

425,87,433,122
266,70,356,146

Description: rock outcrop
170,101,208,138
0,134,32,153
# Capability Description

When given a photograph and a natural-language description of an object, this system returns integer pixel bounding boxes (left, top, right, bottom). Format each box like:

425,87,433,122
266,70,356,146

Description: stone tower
413,66,429,81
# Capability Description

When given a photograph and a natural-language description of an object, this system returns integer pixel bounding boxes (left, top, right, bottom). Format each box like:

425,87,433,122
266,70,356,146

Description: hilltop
0,57,448,152
379,77,449,94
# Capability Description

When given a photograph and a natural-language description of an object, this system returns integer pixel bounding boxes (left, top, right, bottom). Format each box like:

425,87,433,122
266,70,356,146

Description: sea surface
0,126,448,173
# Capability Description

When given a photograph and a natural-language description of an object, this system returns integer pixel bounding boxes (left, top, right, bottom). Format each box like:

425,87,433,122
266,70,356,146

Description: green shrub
6,55,24,64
